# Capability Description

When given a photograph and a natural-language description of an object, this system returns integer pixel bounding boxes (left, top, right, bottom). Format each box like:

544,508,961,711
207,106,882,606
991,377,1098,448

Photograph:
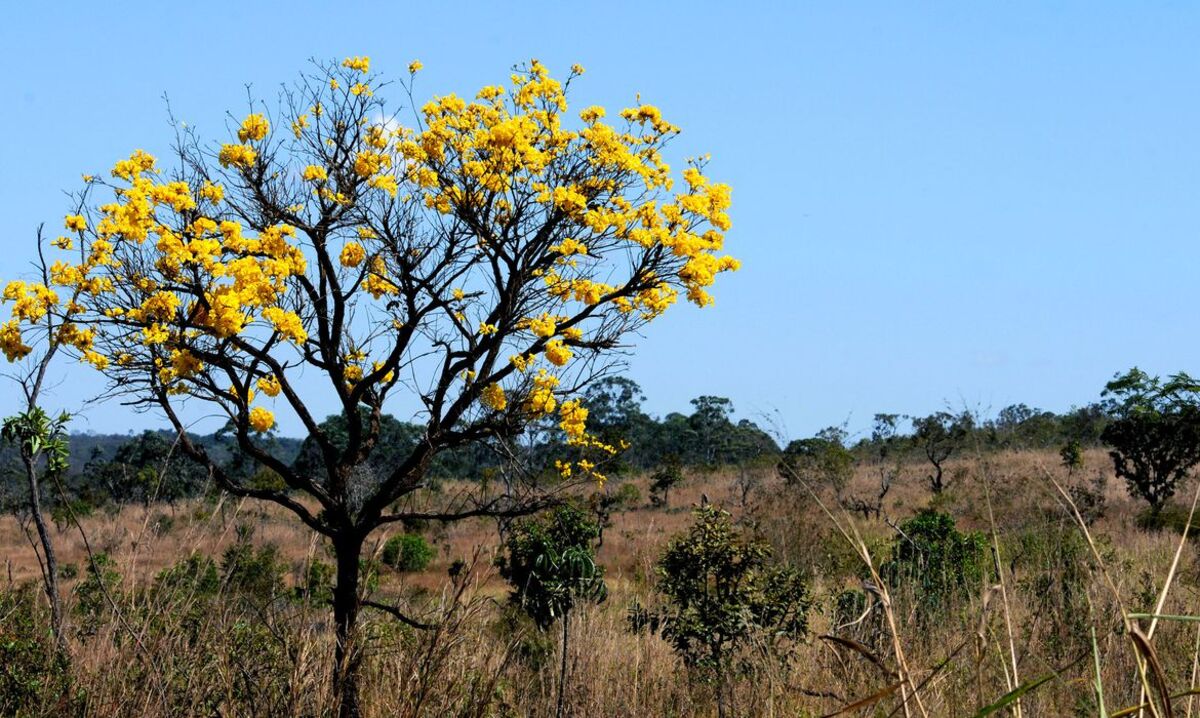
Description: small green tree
381,534,434,572
910,411,973,494
2,407,72,648
653,506,810,717
497,504,607,718
779,425,855,495
882,509,989,612
588,481,640,546
650,455,684,508
1100,368,1200,517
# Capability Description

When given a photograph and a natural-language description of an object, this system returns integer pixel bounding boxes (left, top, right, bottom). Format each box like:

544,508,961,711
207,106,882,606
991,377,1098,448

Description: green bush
156,554,220,597
882,509,989,611
221,541,286,601
0,586,80,716
382,533,435,572
73,552,121,633
650,506,811,678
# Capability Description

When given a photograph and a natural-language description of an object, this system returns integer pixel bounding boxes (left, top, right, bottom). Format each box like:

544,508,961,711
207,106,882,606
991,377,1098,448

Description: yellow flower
480,383,507,411
64,214,87,232
408,60,423,74
302,165,328,183
343,56,371,73
248,406,275,433
218,144,256,168
340,242,366,268
257,375,282,397
0,320,31,361
291,114,309,138
198,181,225,204
544,339,572,367
262,306,308,344
526,313,556,338
368,174,397,196
559,400,588,442
525,369,558,415
238,114,270,142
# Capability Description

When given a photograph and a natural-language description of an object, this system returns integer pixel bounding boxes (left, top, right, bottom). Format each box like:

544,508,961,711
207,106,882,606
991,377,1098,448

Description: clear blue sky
2,2,1198,441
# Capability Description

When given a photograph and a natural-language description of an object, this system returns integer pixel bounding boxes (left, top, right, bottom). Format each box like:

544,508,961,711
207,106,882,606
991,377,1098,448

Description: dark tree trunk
929,462,945,494
23,455,64,652
333,531,365,718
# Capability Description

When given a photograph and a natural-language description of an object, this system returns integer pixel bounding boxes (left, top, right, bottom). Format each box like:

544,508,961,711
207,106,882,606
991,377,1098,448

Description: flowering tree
1,56,737,716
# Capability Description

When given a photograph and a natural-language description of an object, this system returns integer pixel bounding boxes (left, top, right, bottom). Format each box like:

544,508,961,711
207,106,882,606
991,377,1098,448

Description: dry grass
3,447,1200,717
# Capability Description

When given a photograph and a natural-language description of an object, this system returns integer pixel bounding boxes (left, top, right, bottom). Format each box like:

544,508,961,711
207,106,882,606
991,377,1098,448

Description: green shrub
650,506,811,678
73,552,121,633
882,509,989,611
0,586,79,716
156,554,220,597
221,541,286,601
382,533,435,572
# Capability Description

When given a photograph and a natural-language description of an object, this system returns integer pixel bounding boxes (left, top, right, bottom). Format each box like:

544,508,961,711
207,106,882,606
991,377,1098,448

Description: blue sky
2,2,1198,441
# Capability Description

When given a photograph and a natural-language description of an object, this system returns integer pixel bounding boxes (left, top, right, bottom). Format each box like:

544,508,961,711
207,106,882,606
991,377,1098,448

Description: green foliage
300,559,335,602
220,540,286,602
49,497,93,532
0,586,80,716
382,533,435,572
911,412,973,493
74,552,121,631
650,456,684,508
1100,367,1200,515
1011,522,1091,659
1059,439,1084,472
652,506,811,676
155,554,220,597
882,509,989,610
497,504,607,630
779,425,855,493
2,407,72,477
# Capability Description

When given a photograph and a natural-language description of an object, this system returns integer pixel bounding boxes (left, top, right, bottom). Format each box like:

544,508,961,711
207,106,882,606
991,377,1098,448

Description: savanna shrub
155,554,220,597
651,506,811,677
0,586,78,716
74,552,121,634
882,509,989,611
382,533,435,572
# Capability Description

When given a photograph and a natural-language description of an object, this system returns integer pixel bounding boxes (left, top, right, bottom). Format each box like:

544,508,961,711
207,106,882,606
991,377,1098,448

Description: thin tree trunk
333,532,364,718
23,454,64,652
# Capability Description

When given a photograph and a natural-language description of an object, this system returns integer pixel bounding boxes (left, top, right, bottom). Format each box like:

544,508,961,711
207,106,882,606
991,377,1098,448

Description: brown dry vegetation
3,447,1200,717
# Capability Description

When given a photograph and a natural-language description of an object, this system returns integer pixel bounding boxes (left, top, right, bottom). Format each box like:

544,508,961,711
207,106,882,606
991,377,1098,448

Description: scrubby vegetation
3,375,1200,716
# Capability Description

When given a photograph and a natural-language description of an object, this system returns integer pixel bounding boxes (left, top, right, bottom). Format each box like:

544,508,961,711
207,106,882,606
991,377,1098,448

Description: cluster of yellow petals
248,406,275,433
480,382,507,411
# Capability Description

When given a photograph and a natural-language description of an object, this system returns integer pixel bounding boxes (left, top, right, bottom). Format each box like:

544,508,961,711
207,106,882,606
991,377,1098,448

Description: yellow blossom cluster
480,382,507,411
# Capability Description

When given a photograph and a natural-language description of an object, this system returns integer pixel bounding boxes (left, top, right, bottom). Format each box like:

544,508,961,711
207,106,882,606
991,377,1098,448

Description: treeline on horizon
0,375,1112,512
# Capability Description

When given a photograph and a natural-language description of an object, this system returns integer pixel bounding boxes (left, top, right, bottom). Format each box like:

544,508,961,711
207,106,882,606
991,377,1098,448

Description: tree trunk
333,532,364,718
23,455,64,652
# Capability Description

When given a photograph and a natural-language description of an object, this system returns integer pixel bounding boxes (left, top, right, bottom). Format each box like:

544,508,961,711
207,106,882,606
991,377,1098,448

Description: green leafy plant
497,504,606,718
650,505,810,716
882,509,989,611
381,533,434,572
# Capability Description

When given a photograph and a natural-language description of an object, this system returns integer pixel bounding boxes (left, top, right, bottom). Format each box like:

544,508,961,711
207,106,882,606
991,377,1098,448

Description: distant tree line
0,374,1151,515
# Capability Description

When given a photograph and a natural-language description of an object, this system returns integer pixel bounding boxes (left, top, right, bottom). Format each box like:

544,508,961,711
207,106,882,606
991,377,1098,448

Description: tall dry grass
3,447,1200,717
